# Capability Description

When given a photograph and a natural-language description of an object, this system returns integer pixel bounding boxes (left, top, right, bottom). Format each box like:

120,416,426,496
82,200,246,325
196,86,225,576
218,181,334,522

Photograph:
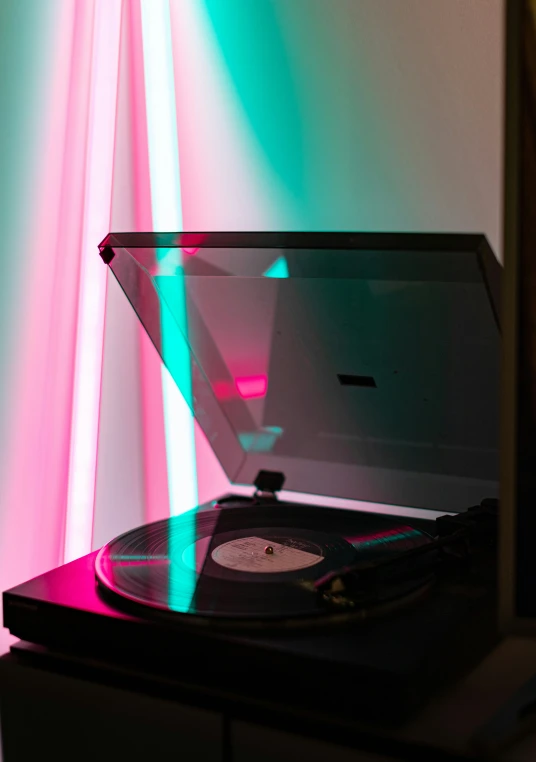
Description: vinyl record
95,503,435,626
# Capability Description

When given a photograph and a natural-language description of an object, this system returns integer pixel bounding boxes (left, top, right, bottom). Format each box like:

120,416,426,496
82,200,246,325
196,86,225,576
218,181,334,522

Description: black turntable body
1,233,502,760
3,494,498,722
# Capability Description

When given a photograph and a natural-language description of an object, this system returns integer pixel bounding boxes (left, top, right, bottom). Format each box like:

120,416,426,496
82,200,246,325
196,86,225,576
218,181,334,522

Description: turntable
3,232,502,732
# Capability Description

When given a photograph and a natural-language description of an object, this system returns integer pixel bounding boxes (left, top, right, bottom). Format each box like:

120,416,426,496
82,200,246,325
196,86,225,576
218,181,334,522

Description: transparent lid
99,232,501,512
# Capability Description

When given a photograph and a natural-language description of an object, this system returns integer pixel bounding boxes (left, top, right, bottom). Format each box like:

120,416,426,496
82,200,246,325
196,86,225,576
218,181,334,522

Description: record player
3,232,502,727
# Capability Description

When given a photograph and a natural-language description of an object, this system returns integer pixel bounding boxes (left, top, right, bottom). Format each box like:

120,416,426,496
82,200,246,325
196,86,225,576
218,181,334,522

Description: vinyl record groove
95,504,434,626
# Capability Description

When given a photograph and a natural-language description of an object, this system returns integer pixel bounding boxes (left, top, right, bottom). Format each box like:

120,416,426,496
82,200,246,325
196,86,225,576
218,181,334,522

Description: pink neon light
0,0,96,618
213,380,236,400
64,0,123,563
235,375,268,399
129,0,171,525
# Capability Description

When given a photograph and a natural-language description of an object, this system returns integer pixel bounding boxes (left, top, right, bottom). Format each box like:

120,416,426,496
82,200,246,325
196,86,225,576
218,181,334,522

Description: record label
211,536,323,573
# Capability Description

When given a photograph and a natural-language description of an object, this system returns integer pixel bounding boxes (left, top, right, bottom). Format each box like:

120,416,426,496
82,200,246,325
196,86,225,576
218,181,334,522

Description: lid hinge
254,470,285,501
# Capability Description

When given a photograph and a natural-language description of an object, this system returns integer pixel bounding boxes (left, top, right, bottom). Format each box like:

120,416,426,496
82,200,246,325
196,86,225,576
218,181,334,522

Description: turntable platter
95,504,434,626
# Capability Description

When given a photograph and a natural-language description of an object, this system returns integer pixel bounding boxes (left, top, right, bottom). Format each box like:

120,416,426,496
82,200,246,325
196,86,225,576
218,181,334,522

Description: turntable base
3,545,498,726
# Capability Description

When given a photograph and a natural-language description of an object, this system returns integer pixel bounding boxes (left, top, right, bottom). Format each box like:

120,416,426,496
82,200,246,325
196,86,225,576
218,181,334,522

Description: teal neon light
141,1,197,613
263,256,289,278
